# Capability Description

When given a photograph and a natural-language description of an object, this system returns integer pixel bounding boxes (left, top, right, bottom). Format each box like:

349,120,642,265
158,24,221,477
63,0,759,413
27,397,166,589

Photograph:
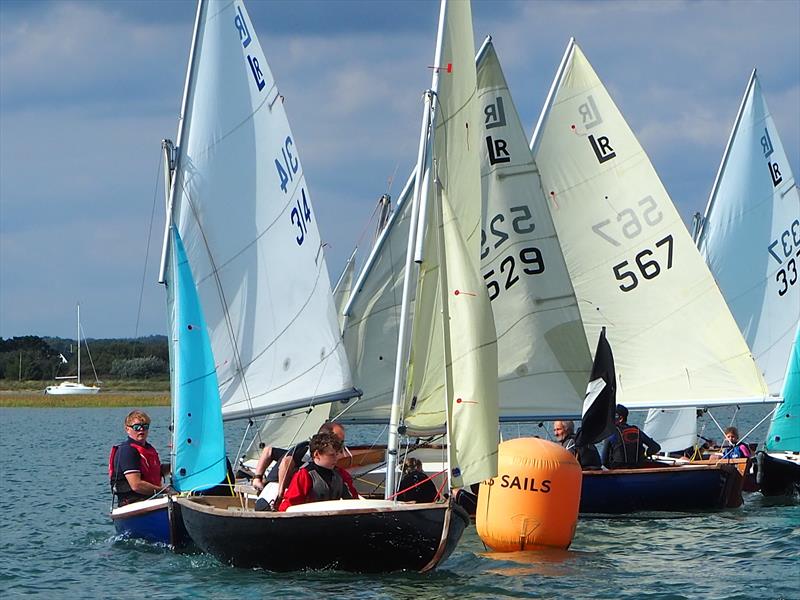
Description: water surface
1,407,797,599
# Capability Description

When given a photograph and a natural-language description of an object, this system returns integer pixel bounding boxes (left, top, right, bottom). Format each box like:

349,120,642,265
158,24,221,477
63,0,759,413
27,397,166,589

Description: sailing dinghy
648,71,800,472
45,304,101,395
695,71,800,496
167,0,495,572
530,40,774,513
326,35,592,497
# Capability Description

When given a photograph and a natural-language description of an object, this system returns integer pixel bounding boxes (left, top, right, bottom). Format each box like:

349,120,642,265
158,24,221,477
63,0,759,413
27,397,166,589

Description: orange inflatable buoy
476,437,582,551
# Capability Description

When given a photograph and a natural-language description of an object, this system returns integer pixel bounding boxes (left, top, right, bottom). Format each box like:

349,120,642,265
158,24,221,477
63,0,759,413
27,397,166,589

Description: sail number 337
770,219,800,297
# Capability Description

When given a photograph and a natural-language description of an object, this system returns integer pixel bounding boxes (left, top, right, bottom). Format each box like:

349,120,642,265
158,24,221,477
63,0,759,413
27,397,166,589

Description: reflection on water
479,547,584,577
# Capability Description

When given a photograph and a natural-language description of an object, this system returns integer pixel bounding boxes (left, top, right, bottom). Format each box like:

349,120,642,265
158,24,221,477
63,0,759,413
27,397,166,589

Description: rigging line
135,152,163,338
178,179,257,419
234,419,254,467
79,322,100,383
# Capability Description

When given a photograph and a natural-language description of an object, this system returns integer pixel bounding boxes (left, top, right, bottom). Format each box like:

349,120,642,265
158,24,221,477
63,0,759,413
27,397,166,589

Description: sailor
553,420,602,469
277,431,359,511
601,405,661,468
252,421,346,511
720,427,752,459
396,457,438,503
109,410,170,506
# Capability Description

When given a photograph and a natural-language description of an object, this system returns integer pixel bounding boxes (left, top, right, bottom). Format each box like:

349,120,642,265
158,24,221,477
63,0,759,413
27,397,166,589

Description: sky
1,0,798,340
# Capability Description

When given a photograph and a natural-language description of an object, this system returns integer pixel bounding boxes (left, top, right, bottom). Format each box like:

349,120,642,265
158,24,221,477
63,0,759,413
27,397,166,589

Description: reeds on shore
0,392,170,408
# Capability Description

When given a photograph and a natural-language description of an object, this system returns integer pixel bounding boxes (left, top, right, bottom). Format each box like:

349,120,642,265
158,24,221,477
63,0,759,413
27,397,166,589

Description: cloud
0,0,798,338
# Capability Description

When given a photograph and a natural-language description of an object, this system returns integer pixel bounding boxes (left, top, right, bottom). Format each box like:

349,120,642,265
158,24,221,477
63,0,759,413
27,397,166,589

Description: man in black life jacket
601,405,661,468
554,420,602,469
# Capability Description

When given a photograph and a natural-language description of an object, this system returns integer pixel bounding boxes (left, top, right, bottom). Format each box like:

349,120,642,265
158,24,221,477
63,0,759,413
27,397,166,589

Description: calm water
1,406,798,599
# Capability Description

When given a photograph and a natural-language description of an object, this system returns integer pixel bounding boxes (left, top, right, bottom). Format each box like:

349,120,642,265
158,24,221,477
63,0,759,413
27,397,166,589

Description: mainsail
161,0,355,422
696,70,800,395
476,38,590,420
648,71,799,450
531,40,770,409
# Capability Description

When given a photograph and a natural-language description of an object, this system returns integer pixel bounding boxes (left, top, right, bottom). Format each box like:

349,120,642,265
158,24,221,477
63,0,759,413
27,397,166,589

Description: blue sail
766,325,800,451
167,226,227,492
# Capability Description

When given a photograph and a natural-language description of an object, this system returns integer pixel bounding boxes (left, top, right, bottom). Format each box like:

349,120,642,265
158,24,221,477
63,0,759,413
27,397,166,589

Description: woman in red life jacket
108,410,170,506
601,404,661,468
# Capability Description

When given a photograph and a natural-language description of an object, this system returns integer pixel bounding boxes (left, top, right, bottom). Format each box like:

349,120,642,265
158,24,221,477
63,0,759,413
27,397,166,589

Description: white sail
697,70,800,394
341,39,593,425
402,0,499,488
476,38,590,420
166,0,354,421
339,172,416,424
333,249,358,330
644,408,698,454
531,40,769,410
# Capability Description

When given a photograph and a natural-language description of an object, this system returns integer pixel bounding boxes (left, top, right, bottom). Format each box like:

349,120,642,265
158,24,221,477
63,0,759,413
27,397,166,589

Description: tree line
0,335,169,381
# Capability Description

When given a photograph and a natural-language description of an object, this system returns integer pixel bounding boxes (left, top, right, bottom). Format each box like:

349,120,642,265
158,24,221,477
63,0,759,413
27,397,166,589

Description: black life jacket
610,425,644,467
304,463,351,502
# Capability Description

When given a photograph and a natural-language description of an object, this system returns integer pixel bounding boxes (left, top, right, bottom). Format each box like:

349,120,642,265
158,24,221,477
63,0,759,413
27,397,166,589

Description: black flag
575,327,617,446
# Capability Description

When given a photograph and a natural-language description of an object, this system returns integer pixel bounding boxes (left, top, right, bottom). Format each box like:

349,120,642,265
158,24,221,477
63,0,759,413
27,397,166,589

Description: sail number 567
613,234,673,292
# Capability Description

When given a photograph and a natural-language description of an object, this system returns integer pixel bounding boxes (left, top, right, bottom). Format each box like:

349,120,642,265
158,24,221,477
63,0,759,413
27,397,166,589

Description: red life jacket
108,440,162,487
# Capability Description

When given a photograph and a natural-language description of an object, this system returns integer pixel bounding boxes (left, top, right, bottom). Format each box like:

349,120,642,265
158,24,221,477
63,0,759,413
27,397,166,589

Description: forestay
476,38,590,420
696,70,800,395
165,0,354,422
531,40,769,409
402,0,499,487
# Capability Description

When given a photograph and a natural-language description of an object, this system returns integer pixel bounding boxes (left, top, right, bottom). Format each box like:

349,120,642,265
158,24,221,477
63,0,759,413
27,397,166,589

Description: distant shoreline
0,390,170,408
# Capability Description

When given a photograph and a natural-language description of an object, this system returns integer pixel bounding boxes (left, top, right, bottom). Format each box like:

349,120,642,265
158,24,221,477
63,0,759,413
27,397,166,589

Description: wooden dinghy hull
110,496,190,548
756,451,800,497
580,460,747,514
177,497,469,572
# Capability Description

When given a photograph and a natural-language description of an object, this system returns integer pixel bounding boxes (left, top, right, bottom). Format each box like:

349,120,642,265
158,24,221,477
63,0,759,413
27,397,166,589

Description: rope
135,150,163,338
386,469,446,501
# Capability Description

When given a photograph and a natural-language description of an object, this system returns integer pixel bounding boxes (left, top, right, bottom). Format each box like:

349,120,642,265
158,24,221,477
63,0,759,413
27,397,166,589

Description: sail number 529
613,234,673,292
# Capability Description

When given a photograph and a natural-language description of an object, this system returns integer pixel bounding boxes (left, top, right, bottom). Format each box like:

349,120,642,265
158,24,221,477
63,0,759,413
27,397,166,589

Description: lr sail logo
576,95,616,163
234,4,265,91
485,136,511,165
484,96,507,129
578,95,603,129
484,97,510,165
762,128,783,187
589,134,616,163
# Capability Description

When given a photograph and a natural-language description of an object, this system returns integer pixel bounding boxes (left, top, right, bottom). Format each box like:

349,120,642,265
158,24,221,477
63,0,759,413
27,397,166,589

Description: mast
385,90,433,497
76,303,81,385
158,0,206,284
696,69,757,247
530,38,575,155
385,0,449,498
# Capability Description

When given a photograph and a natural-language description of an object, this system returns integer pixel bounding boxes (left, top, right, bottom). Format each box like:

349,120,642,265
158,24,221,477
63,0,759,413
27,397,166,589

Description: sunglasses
128,423,150,432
